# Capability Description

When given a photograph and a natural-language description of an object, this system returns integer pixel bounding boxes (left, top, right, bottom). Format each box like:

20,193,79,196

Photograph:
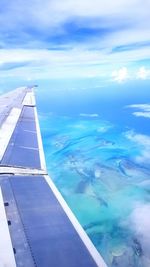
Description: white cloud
130,203,150,259
125,130,150,163
97,126,112,133
137,67,150,80
0,48,150,80
112,67,128,83
131,204,150,237
1,0,150,30
0,0,150,81
80,113,99,118
133,111,150,118
127,104,150,119
127,104,150,111
125,130,150,147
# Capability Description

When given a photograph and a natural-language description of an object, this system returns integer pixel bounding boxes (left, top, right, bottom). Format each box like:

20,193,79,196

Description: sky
0,0,150,85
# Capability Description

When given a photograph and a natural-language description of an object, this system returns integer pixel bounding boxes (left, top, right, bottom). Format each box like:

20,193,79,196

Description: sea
36,78,150,267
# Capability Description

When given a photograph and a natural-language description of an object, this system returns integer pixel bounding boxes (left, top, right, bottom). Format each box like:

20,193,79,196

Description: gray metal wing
0,86,107,267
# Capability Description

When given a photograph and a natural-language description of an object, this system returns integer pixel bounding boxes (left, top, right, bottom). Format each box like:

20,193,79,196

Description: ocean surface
37,78,150,267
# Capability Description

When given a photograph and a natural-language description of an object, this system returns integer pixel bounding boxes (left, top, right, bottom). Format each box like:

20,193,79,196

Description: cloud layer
0,0,150,80
127,104,150,119
125,130,150,164
130,203,150,259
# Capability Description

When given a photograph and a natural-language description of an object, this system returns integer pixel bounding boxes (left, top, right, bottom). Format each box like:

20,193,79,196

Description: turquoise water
37,79,150,267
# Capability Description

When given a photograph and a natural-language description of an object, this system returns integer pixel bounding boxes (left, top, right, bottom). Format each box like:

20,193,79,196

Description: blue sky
0,0,150,84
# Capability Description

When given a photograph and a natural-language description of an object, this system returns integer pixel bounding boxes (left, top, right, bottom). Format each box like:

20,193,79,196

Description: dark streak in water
84,221,102,231
132,238,143,257
75,180,88,193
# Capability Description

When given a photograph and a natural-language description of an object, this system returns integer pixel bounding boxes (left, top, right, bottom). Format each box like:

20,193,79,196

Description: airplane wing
0,86,107,267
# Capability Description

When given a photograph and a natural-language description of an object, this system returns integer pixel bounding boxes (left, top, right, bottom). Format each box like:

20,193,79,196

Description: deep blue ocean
36,78,150,267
